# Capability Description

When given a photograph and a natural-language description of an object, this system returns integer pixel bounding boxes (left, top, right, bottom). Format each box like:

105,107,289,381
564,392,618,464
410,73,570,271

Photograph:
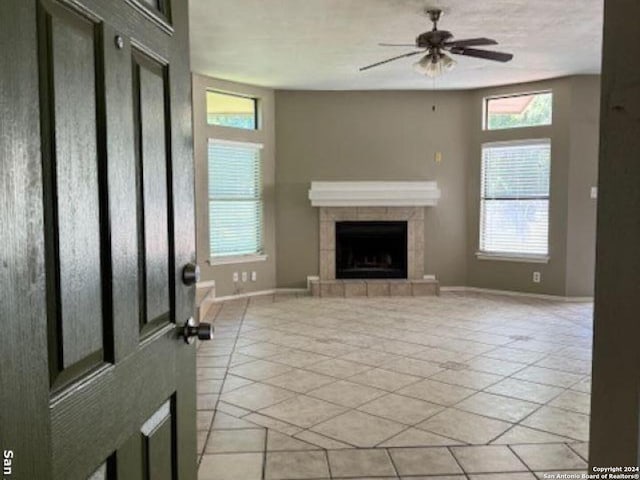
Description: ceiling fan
360,8,513,77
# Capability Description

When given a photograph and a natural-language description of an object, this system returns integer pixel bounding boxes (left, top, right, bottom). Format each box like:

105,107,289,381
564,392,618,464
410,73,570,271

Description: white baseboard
440,286,593,303
208,283,592,304
212,288,308,303
306,275,320,290
276,288,309,294
196,280,217,289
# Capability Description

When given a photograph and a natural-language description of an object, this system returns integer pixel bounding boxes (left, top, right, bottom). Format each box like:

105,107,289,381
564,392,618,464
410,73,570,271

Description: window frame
207,138,266,265
483,90,553,131
477,138,552,263
205,89,259,131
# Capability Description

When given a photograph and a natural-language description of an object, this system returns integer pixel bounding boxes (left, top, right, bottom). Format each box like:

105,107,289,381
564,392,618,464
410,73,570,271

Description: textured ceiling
189,0,603,90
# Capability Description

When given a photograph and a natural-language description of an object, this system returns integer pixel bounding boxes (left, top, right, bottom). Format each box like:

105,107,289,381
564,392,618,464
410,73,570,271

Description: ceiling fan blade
449,47,513,62
359,50,423,71
444,37,498,48
378,43,418,47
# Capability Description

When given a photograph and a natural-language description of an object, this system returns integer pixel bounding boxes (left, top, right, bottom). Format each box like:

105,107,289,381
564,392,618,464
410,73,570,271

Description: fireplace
311,206,439,297
336,221,408,279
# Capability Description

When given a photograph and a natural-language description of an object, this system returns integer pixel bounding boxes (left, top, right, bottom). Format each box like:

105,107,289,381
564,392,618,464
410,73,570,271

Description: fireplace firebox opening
336,221,408,279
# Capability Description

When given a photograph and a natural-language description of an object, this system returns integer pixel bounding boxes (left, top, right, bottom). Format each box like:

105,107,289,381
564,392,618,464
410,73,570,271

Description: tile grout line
384,447,401,479
324,449,333,480
197,296,253,467
566,441,589,463
447,444,472,478
506,443,537,476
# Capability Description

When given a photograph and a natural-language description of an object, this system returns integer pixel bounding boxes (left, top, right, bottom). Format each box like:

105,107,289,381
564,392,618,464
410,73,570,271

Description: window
479,139,551,259
208,140,263,260
485,91,552,130
206,91,257,130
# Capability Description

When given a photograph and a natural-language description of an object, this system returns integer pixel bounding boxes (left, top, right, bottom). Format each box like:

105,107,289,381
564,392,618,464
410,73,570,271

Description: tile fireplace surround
312,207,439,298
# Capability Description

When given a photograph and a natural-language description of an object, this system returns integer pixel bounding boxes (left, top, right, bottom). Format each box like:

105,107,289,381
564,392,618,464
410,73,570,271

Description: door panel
143,400,176,480
115,398,176,480
38,0,108,389
51,6,103,370
0,0,197,478
132,48,173,335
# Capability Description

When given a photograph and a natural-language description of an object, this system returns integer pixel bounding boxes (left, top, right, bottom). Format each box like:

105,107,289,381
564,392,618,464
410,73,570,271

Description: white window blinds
480,139,551,256
208,140,263,258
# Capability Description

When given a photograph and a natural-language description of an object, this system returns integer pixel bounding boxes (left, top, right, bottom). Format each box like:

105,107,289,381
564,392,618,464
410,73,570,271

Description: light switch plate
590,186,598,199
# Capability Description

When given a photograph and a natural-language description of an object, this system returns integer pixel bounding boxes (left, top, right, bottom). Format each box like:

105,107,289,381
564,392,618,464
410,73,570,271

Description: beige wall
192,75,276,297
275,78,600,295
467,76,600,296
566,76,600,297
275,90,473,288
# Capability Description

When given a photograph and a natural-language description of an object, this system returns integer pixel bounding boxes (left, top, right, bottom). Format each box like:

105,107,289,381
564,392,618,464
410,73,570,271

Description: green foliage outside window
487,92,552,130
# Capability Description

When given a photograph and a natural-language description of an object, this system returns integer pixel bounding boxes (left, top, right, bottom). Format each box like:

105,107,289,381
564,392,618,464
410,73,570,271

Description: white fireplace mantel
308,181,441,207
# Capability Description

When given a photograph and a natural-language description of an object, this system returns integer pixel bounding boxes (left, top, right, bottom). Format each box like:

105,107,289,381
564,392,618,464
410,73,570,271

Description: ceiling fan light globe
440,52,457,71
412,55,429,75
424,61,443,77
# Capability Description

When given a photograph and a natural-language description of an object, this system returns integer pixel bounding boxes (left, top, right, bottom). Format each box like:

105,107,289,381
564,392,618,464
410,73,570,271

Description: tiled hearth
310,279,439,298
196,292,592,480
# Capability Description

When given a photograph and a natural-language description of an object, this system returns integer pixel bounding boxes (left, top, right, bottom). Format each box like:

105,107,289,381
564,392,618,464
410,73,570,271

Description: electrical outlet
533,271,541,283
241,271,248,282
434,151,443,163
251,271,257,282
232,272,239,282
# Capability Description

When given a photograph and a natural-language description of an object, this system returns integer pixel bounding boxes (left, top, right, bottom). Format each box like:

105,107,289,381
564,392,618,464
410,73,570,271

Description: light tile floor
197,292,592,479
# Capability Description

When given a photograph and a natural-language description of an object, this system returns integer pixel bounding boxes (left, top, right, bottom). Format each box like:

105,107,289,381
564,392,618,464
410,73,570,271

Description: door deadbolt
182,263,200,286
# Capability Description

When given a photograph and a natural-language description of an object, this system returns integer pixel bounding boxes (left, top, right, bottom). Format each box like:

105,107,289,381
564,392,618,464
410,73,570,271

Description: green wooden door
0,0,197,478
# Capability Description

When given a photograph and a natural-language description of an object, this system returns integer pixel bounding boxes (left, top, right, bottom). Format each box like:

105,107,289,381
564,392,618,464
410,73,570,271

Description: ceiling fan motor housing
416,30,453,48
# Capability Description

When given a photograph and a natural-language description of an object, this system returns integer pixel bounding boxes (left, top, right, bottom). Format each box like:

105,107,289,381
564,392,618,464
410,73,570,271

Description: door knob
182,263,200,286
182,317,213,344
